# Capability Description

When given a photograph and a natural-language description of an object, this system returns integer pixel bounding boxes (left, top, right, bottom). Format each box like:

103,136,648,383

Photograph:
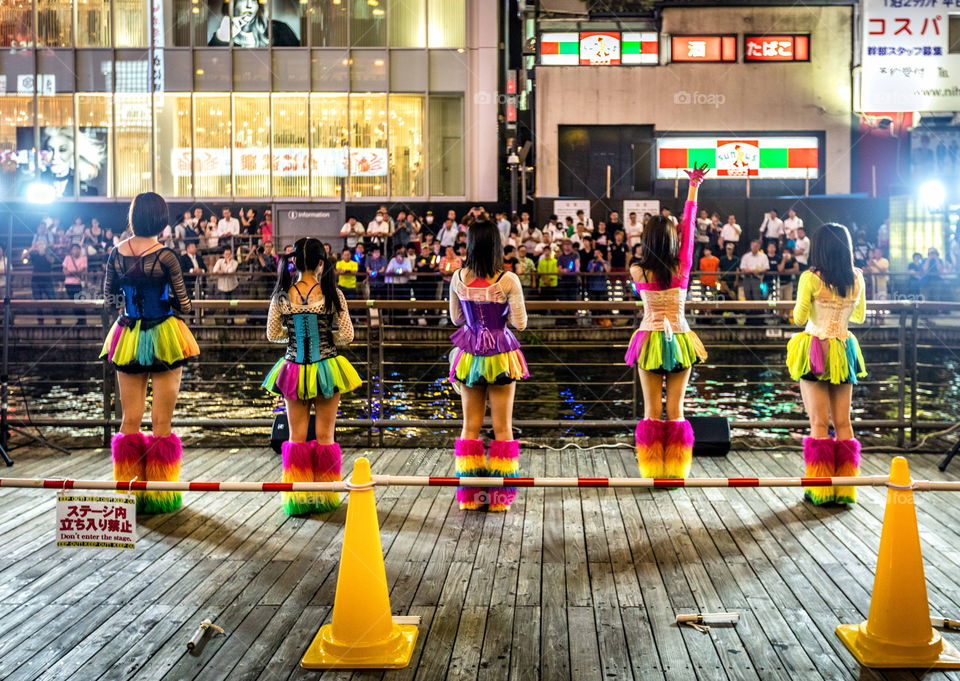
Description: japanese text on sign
56,493,137,550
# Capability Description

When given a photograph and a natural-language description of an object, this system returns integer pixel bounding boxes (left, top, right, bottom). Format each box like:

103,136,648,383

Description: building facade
0,0,498,205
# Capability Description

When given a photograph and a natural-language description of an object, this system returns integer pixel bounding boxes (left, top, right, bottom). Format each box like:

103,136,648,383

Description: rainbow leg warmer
803,436,835,506
455,439,487,511
833,438,861,505
312,442,343,513
142,433,183,514
281,441,316,516
635,419,665,478
112,432,146,511
487,440,520,512
663,419,695,480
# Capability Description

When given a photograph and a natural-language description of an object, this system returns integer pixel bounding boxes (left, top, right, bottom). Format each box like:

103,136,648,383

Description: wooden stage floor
1,444,960,681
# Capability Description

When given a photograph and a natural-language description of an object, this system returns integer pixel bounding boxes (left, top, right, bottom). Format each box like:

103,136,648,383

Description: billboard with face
207,0,300,47
11,126,108,198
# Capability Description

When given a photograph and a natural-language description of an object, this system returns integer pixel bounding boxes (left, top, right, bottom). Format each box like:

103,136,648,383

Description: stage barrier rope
2,474,960,492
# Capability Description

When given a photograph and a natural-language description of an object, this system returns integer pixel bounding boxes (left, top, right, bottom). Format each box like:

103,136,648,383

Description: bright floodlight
25,182,56,204
918,179,946,209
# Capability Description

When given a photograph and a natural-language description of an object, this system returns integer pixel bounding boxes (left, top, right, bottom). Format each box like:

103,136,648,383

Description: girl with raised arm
786,223,866,505
625,165,709,480
449,220,528,511
101,192,200,514
262,238,362,515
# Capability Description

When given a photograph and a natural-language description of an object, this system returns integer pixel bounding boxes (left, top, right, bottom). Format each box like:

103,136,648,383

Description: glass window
114,0,149,47
76,50,112,91
350,50,388,90
273,50,310,91
77,0,110,47
0,0,32,48
154,93,192,197
310,93,347,198
348,93,387,197
232,94,269,197
37,0,72,47
308,0,348,47
37,50,75,93
115,94,151,196
272,95,309,197
161,49,194,91
0,49,38,94
36,95,85,199
390,50,427,91
77,94,112,197
0,97,33,200
233,50,271,91
388,94,423,196
271,0,304,46
114,50,151,92
429,48,467,91
312,50,350,91
167,0,208,46
193,94,231,196
194,49,232,91
428,94,463,196
428,0,465,48
389,0,424,47
351,0,385,47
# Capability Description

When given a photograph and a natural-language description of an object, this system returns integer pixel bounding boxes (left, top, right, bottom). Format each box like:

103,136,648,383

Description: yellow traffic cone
836,456,960,668
301,457,419,669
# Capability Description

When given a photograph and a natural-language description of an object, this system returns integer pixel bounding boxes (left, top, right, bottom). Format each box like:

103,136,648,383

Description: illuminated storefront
0,0,491,202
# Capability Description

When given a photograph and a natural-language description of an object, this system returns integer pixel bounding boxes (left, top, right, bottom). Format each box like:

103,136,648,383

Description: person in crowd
920,247,947,302
793,227,810,270
578,236,595,274
259,209,274,244
608,230,629,298
100,192,200,514
707,212,722,254
698,246,720,297
784,208,803,247
503,245,519,272
764,241,781,300
180,241,206,293
562,216,576,238
263,238,361,515
694,209,711,266
586,247,610,315
593,221,609,248
907,251,925,296
759,209,785,250
62,243,88,323
626,165,709,481
607,211,623,238
866,247,889,301
786,223,866,506
541,215,561,240
248,241,278,303
29,238,57,321
720,215,742,251
365,246,387,298
394,212,417,250
366,210,390,249
626,212,643,247
575,209,594,233
521,222,542,252
556,238,580,302
496,211,512,243
339,216,364,250
660,206,678,228
216,207,240,245
336,247,359,299
323,242,334,258
739,240,770,324
422,210,437,236
515,245,536,291
852,230,871,269
239,208,256,236
439,244,462,302
439,217,460,249
385,246,412,301
212,247,239,297
448,220,528,512
536,244,559,298
413,245,438,316
777,247,800,318
64,217,86,247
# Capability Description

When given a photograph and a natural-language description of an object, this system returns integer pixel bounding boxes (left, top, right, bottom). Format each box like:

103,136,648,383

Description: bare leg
486,382,516,441
285,398,311,443
313,393,342,445
826,384,854,441
638,369,665,420
116,371,148,434
664,368,692,421
148,367,182,437
800,380,831,439
460,384,488,440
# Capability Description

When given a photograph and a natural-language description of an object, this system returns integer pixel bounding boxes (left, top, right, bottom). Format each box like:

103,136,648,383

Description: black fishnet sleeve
103,249,120,309
158,248,192,313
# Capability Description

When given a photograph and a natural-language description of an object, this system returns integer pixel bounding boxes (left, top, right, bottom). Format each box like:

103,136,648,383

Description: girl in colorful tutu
262,237,362,515
449,220,528,511
786,223,866,505
100,192,200,514
626,165,709,480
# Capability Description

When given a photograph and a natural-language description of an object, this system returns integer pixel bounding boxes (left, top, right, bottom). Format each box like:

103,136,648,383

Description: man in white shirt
660,207,678,228
759,209,785,249
438,218,459,248
542,215,562,240
340,216,365,249
212,247,239,294
366,211,390,247
720,215,742,249
739,240,770,308
216,208,240,240
496,212,512,242
793,227,810,267
625,212,643,247
783,209,803,244
575,209,594,232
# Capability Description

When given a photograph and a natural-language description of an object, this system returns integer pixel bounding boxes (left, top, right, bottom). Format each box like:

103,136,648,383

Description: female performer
262,238,362,516
625,165,709,480
101,192,200,514
449,220,528,511
786,223,866,505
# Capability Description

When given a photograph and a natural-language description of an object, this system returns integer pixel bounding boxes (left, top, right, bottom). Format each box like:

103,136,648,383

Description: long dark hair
272,237,342,312
464,220,502,279
637,215,679,288
129,192,169,238
809,223,855,298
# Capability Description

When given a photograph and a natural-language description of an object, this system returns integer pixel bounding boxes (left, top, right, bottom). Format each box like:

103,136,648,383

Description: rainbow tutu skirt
624,328,707,373
786,332,866,384
449,348,529,387
100,316,200,373
262,356,362,401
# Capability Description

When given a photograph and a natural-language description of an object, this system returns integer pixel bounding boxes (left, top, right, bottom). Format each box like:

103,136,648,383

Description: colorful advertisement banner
656,137,819,179
171,147,388,178
540,31,658,66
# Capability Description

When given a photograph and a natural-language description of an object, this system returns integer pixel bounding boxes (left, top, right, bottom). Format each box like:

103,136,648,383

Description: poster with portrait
14,126,109,197
207,0,301,47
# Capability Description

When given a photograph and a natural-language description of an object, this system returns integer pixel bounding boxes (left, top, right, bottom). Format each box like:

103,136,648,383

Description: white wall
535,5,854,196
466,0,499,202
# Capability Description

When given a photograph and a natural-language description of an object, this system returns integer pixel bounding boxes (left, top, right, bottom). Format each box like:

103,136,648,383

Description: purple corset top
450,300,522,356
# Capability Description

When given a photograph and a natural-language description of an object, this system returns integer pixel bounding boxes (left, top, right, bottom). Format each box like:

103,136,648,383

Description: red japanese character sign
56,493,137,550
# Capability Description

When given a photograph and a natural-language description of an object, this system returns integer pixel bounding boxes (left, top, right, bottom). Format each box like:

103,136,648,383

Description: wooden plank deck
1,444,960,681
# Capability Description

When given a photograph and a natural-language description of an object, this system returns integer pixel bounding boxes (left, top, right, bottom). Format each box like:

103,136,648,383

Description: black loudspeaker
689,416,731,457
270,413,316,454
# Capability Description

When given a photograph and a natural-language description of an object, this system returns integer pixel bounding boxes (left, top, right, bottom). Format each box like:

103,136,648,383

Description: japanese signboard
56,493,137,550
744,35,810,62
552,199,591,224
657,137,819,179
539,31,658,66
861,0,960,112
170,147,388,178
670,36,737,62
